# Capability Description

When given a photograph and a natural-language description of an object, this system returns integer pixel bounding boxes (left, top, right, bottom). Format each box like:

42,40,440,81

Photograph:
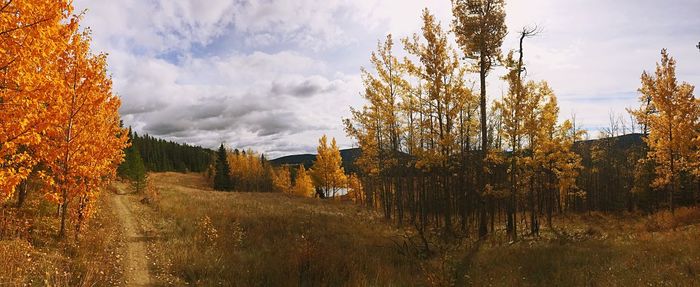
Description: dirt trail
112,193,151,286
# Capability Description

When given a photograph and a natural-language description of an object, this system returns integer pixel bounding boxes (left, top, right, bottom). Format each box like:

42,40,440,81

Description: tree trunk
478,52,489,238
16,180,28,208
59,188,69,238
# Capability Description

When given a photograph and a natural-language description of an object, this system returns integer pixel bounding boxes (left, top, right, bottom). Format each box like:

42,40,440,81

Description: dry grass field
2,172,700,286
121,172,700,286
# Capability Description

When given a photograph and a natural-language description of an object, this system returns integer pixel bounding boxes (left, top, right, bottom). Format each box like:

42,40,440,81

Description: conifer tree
127,146,147,193
214,144,233,191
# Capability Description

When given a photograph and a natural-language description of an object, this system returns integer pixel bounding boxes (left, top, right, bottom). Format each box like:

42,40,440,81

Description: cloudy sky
72,0,700,158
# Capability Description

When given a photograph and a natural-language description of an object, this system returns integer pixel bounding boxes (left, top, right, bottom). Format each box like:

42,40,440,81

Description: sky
72,0,700,159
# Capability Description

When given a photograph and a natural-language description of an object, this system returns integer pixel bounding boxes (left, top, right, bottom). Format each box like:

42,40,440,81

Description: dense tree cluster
128,132,212,173
1,1,128,238
208,146,275,192
345,3,699,239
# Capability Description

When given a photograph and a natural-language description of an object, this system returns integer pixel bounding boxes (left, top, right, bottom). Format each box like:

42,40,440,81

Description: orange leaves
0,0,72,201
1,0,127,236
42,28,128,237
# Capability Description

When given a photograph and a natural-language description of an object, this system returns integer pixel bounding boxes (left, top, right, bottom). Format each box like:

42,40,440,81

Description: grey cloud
143,120,189,135
189,103,227,120
270,76,337,98
119,101,167,115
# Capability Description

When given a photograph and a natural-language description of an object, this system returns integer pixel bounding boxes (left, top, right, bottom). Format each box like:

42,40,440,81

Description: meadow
115,172,700,286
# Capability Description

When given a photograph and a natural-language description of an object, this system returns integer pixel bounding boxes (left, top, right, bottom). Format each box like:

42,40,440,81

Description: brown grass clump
642,206,700,232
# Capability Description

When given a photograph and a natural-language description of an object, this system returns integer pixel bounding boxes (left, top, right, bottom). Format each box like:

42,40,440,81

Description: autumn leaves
343,1,699,238
273,135,350,199
1,1,127,238
630,49,700,213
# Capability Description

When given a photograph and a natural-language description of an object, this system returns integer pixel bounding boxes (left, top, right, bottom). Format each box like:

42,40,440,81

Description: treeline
209,145,275,192
0,1,127,239
127,131,212,173
344,1,699,240
210,136,364,202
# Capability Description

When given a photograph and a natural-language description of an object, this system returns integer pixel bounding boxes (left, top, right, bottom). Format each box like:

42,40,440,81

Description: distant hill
271,134,646,174
270,148,361,172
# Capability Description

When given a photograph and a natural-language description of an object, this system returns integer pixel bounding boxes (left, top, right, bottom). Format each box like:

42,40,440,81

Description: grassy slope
133,172,700,286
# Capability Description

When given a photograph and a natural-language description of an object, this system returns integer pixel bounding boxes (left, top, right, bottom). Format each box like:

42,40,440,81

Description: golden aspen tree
293,165,315,198
347,173,365,204
44,29,128,238
527,84,583,226
517,81,550,234
631,49,698,212
345,32,408,217
310,135,347,198
402,8,468,231
0,1,73,201
452,0,507,237
552,120,584,213
227,149,267,192
272,166,292,194
496,26,539,241
497,53,527,240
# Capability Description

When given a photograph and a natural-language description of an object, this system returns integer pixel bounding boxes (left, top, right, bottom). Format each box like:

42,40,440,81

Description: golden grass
7,171,690,286
127,172,700,286
0,187,125,286
126,172,420,286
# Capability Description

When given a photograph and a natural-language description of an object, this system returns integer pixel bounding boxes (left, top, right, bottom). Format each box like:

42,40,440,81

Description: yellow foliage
347,174,365,204
310,135,347,198
293,165,315,198
272,166,292,194
632,50,698,197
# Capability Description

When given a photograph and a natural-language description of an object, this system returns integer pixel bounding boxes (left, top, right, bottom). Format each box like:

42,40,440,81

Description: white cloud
73,0,699,157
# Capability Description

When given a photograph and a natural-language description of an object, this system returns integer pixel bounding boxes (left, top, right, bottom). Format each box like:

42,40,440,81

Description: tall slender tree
45,29,128,238
214,144,233,191
452,0,507,237
631,49,698,212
